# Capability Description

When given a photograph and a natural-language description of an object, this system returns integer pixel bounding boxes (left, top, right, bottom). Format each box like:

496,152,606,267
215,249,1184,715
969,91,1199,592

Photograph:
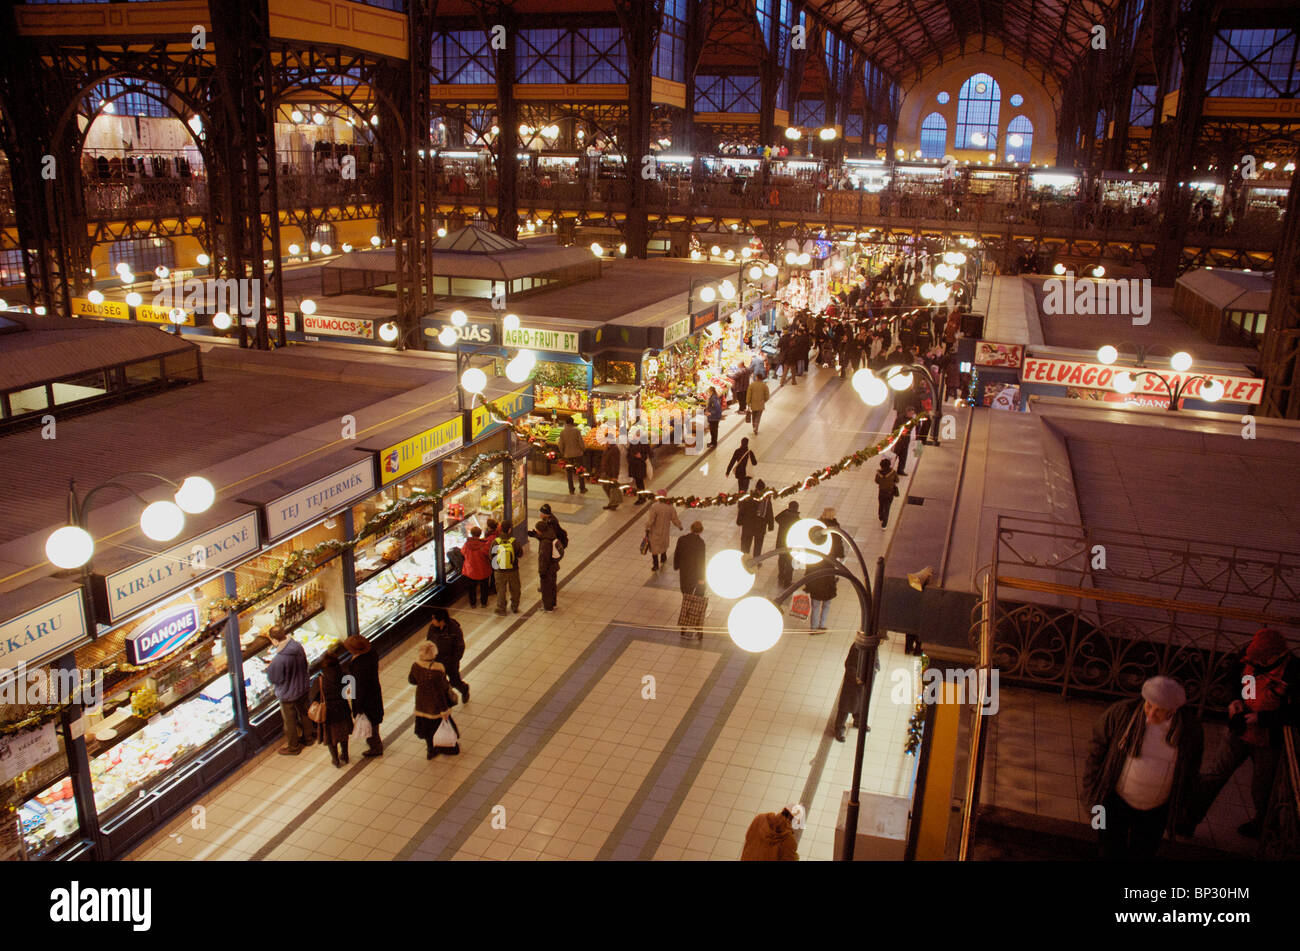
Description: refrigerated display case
352,468,439,636
440,432,509,574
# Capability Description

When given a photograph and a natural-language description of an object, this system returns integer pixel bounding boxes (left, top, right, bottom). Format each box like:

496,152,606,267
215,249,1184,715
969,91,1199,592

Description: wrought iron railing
1261,725,1300,860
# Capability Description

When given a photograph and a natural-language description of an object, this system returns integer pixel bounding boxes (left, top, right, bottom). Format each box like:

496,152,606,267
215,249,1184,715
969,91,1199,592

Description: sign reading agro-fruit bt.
124,605,202,665
502,326,579,353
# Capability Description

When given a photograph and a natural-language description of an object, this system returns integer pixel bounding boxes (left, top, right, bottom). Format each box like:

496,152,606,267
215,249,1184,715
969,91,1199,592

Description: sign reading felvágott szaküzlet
0,590,89,673
105,512,260,623
265,458,375,540
502,326,579,353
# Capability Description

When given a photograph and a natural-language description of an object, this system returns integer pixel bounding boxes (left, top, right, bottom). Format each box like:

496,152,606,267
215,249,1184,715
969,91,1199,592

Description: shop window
7,707,74,860
352,469,439,635
236,520,349,713
7,384,49,415
441,432,509,574
532,360,590,417
43,575,235,825
51,370,107,406
0,249,25,287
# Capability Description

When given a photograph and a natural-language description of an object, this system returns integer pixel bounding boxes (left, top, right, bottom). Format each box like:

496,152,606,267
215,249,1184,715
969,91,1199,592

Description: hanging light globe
728,597,783,652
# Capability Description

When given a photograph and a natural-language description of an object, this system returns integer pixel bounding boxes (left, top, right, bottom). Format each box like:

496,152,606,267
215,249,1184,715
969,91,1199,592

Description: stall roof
1176,268,1274,313
0,312,196,391
326,224,596,281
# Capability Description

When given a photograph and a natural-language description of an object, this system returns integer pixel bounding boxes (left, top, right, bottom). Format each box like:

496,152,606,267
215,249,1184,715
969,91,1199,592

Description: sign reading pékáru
662,316,690,348
0,590,89,673
264,457,375,540
501,326,580,354
1020,356,1266,405
71,297,130,321
105,512,260,623
302,314,375,338
378,415,464,484
124,605,201,665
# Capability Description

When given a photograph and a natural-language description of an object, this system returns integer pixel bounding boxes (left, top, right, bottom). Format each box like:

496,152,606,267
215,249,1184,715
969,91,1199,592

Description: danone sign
502,326,580,353
125,605,201,665
1020,356,1265,405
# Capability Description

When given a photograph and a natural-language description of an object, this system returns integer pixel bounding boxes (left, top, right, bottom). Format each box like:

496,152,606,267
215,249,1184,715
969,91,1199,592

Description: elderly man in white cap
1082,675,1203,859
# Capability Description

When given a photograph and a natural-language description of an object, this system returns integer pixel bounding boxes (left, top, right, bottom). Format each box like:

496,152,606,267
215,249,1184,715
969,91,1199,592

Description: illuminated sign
502,326,579,353
379,415,464,484
302,314,374,338
1020,357,1264,404
136,304,194,326
125,605,201,665
663,316,690,347
70,297,130,320
471,385,535,438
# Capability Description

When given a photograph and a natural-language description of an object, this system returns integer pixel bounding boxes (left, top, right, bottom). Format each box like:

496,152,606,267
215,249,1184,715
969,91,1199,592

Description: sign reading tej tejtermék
502,326,579,354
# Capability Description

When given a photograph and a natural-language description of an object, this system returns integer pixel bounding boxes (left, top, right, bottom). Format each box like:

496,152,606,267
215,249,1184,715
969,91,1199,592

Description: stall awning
1175,268,1274,313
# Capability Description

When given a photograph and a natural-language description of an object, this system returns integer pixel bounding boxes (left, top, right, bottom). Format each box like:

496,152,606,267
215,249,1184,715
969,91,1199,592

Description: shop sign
380,415,464,485
124,605,201,666
691,304,718,333
136,304,195,326
471,385,535,438
105,512,260,623
1020,356,1264,404
502,326,580,353
302,314,375,338
0,591,88,673
0,722,59,786
266,313,298,332
663,316,690,348
265,457,376,540
71,297,130,320
974,341,1025,369
426,321,495,348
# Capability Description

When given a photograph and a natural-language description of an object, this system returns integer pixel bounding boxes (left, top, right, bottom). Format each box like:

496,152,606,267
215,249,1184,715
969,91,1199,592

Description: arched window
919,112,947,158
955,72,1001,150
1004,115,1033,163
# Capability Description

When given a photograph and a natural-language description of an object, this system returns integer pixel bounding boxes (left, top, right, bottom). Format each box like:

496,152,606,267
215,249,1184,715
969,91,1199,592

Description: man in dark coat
774,500,801,588
736,479,775,557
673,521,707,639
892,408,915,476
600,441,623,509
627,439,651,505
725,437,758,493
426,607,469,701
267,625,313,754
344,634,385,756
1082,676,1203,859
528,513,565,611
832,635,870,742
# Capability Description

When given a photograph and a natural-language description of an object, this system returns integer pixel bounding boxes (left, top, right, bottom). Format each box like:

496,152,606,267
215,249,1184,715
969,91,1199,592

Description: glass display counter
441,432,509,574
352,468,440,636
7,717,75,860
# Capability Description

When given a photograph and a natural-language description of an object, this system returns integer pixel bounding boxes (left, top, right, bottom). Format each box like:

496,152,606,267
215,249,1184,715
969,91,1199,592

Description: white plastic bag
433,717,459,749
350,713,372,744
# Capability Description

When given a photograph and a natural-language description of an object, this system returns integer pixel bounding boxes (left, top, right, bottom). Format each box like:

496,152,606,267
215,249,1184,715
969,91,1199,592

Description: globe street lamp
852,364,943,444
1097,344,1223,410
707,519,886,860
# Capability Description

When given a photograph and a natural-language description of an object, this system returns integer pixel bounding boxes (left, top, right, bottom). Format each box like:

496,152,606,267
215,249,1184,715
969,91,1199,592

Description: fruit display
533,383,589,413
130,686,160,719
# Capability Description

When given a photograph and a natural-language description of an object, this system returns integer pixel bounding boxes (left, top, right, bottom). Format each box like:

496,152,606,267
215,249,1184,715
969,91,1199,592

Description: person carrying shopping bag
644,490,682,571
409,642,460,759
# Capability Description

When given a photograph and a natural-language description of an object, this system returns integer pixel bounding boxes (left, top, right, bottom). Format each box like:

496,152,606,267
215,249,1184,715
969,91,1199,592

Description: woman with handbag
803,508,846,632
311,646,355,768
343,635,384,757
645,490,682,571
409,641,460,759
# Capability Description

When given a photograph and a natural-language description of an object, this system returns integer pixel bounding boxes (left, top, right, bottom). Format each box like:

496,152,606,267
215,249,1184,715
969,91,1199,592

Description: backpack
491,537,517,570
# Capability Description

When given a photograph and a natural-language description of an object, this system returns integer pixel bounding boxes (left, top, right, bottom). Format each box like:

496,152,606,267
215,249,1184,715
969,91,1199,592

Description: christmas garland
904,652,931,756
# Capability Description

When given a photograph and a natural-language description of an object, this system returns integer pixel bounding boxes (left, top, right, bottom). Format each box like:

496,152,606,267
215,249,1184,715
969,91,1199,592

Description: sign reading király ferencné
1020,356,1265,405
501,326,580,354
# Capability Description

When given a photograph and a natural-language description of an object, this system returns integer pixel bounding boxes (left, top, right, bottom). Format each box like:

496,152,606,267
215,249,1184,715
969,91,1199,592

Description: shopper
600,441,623,509
343,634,384,757
774,500,801,588
876,458,900,528
746,373,769,435
409,642,460,759
484,518,500,597
740,807,800,861
725,437,758,493
490,522,522,615
528,515,563,611
1082,676,1203,860
558,415,588,494
312,647,354,768
737,479,774,558
1183,628,1299,839
645,489,681,571
705,387,723,449
673,521,707,640
627,439,651,505
460,525,493,608
802,509,845,632
267,624,313,755
731,363,751,414
426,606,469,701
832,635,868,742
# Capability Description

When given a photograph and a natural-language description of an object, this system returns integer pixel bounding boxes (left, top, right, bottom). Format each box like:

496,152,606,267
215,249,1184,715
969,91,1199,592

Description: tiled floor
129,362,932,861
983,686,1256,855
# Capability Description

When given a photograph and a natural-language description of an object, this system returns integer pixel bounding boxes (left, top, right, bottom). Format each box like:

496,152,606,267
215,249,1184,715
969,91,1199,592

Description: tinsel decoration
903,652,931,756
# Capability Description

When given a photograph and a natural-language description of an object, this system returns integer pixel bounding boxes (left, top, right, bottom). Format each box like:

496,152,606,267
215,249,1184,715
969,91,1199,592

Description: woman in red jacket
461,526,493,607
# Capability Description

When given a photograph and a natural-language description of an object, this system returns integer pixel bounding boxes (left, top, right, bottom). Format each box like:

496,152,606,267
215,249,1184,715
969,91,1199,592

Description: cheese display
356,543,439,633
